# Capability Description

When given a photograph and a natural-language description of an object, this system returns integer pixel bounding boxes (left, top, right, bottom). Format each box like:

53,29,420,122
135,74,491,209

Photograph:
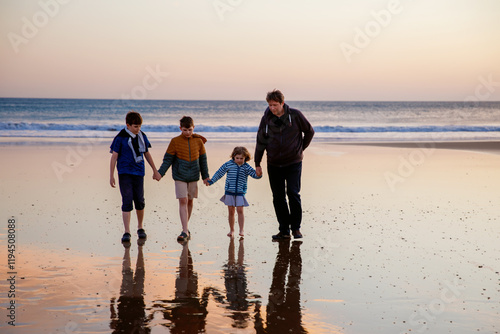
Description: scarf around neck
123,128,147,163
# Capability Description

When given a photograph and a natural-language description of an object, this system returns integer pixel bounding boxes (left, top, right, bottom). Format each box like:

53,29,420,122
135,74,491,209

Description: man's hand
203,178,210,186
110,176,116,188
256,166,263,177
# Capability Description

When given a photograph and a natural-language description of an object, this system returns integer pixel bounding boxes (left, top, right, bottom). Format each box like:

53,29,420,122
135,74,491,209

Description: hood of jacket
186,133,207,143
262,103,294,134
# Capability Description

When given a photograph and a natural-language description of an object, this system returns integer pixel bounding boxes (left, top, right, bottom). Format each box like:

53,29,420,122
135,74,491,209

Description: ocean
1,98,500,142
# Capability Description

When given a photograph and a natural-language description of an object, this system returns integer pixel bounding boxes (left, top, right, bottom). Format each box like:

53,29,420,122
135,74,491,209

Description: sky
1,0,499,101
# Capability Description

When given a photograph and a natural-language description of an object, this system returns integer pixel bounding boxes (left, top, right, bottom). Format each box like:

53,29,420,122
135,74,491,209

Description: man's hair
266,89,285,104
180,116,194,128
231,146,251,162
126,110,143,125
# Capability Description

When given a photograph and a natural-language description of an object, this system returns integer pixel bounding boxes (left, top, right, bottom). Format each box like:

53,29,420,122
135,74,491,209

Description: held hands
203,178,211,186
153,170,162,181
256,166,263,177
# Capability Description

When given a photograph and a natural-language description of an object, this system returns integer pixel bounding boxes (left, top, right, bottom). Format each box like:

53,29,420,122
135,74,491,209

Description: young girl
208,147,262,237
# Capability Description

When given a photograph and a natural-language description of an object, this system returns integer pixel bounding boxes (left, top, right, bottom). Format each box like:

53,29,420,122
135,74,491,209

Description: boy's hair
231,146,251,162
126,111,143,125
266,89,285,104
180,116,194,128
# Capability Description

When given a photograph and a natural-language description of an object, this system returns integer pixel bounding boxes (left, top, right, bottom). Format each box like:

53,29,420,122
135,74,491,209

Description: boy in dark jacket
254,90,314,240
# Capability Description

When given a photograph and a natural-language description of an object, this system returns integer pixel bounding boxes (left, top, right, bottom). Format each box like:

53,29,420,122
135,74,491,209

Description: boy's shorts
175,180,198,199
118,174,145,212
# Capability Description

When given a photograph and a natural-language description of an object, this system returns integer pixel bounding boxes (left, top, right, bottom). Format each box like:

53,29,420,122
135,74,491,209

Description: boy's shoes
137,229,147,239
292,230,303,239
121,232,131,243
272,232,291,240
177,231,190,242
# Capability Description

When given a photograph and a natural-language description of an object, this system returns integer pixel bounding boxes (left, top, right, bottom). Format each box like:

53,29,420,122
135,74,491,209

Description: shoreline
335,140,500,154
1,135,499,150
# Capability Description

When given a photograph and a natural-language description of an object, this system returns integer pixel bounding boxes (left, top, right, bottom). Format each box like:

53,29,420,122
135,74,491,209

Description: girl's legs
227,206,236,237
237,206,245,236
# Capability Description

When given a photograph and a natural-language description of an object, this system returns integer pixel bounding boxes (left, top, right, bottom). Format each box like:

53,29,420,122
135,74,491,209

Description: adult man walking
254,90,315,240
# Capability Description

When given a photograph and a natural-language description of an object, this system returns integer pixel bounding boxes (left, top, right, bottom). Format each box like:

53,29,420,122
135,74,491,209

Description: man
254,89,315,240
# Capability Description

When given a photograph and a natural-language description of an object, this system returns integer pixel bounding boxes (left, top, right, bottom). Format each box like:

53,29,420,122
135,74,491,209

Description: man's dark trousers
267,162,302,235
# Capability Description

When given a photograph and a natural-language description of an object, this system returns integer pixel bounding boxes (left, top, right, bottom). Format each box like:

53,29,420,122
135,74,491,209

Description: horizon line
1,96,499,103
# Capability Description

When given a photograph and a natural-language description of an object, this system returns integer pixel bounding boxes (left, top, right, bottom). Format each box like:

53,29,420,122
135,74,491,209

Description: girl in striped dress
208,147,262,237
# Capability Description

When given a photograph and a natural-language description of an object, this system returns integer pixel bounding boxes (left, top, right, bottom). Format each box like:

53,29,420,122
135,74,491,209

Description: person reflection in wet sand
255,240,307,333
202,237,260,329
156,241,208,332
110,242,150,334
223,237,255,328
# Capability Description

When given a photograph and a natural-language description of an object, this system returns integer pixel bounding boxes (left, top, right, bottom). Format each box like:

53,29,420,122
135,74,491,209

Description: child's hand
256,167,263,177
203,178,210,186
153,171,162,181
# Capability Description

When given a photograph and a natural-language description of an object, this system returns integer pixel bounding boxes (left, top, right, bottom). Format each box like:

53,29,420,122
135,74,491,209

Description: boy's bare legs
188,198,193,222
123,210,144,233
237,206,245,237
136,209,144,230
227,206,235,237
179,198,193,234
122,211,131,234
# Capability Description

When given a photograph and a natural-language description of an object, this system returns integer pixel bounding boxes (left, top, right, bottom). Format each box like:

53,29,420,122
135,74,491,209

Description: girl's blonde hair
231,146,251,162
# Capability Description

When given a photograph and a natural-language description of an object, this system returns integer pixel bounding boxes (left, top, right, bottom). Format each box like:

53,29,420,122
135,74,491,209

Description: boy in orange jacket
157,116,210,242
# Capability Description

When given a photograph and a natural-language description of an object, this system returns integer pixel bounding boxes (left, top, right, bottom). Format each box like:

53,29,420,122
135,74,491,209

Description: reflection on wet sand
223,237,253,328
110,242,150,334
109,238,307,333
255,240,307,333
152,241,208,332
207,237,261,329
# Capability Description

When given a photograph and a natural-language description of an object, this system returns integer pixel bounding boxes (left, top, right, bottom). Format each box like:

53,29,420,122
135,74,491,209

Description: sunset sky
1,0,499,101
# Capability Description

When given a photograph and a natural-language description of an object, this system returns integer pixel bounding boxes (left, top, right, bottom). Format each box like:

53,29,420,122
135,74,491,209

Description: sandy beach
1,137,499,334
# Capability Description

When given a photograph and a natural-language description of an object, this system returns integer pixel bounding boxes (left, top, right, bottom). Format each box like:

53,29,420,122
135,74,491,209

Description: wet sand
0,138,499,334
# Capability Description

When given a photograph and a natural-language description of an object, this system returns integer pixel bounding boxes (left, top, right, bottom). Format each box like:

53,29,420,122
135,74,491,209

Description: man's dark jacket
254,103,314,167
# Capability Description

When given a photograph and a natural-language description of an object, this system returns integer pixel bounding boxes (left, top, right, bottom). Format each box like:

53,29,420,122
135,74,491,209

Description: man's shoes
137,228,147,239
272,232,291,240
177,231,190,242
292,230,303,239
121,232,131,243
